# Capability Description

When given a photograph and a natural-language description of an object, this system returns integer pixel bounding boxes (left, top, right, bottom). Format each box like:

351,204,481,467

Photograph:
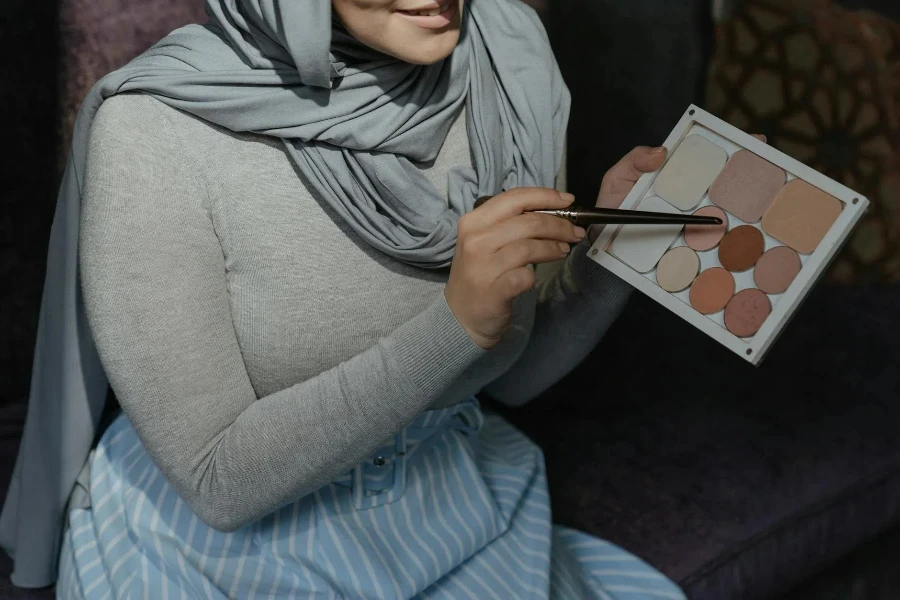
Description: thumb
631,146,667,173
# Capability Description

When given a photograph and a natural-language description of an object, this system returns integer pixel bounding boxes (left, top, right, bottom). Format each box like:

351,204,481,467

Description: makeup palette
588,105,868,365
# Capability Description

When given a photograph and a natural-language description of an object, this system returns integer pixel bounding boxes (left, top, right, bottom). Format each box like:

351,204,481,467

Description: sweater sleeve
79,96,485,532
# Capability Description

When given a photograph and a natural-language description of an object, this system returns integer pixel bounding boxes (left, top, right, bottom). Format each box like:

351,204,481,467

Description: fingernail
650,146,666,153
558,242,571,253
574,226,586,238
559,192,575,203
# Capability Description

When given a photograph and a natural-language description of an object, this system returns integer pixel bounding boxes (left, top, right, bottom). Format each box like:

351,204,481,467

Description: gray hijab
0,0,568,587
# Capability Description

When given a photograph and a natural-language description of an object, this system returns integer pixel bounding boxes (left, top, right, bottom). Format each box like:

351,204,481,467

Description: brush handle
472,197,722,226
532,208,723,226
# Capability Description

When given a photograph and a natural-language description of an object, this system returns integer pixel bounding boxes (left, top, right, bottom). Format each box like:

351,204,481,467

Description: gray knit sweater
79,93,631,532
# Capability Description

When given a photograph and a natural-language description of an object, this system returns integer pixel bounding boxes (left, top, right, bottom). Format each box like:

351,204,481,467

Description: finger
752,133,767,143
473,212,583,253
597,146,667,210
493,266,537,301
605,146,667,185
630,146,668,174
472,188,574,226
492,238,571,275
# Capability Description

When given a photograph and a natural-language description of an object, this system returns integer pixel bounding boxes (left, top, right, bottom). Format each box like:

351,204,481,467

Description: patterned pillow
706,0,900,283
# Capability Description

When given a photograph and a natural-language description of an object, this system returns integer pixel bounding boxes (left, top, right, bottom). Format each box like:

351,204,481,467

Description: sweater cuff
388,292,487,397
570,240,634,307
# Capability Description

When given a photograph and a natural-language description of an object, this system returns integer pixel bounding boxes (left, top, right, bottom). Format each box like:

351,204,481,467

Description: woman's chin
392,32,461,65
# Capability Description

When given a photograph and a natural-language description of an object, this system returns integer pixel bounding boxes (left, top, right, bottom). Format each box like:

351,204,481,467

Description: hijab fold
0,0,569,587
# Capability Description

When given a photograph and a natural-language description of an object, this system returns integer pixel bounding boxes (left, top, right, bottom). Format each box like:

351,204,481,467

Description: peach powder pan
588,105,869,366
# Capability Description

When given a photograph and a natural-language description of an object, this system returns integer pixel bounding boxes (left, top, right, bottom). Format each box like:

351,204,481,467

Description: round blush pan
724,288,772,338
689,267,735,314
754,246,802,294
718,225,765,272
684,206,728,251
656,246,700,292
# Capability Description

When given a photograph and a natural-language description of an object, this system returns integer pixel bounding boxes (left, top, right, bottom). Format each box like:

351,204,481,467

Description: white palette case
587,105,869,365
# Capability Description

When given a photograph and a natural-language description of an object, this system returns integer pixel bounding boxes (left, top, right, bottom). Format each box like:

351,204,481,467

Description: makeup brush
529,207,722,226
474,197,723,226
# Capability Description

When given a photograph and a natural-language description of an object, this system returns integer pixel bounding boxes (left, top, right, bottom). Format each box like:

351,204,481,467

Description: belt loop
351,429,409,511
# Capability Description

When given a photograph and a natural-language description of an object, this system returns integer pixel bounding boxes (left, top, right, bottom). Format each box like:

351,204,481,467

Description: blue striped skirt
57,399,685,599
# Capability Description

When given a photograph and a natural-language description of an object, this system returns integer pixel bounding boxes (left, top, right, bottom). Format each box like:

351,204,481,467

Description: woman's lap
57,404,684,600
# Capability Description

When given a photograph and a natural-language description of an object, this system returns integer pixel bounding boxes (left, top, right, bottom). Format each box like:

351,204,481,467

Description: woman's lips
395,2,456,29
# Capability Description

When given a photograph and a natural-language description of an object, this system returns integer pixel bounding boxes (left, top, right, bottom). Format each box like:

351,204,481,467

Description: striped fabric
57,399,685,600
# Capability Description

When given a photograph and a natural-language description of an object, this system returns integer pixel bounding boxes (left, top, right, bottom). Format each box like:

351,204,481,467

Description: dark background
1,0,59,409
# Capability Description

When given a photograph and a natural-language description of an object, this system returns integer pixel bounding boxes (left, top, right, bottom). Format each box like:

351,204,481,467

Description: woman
4,0,688,598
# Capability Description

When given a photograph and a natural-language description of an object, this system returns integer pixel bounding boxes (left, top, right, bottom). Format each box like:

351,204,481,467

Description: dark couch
502,286,900,599
3,0,899,599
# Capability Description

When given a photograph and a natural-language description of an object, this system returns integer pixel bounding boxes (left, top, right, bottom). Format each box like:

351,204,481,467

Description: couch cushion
499,285,900,600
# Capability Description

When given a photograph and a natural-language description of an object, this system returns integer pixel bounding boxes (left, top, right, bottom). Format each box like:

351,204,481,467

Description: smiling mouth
397,2,451,17
394,1,458,29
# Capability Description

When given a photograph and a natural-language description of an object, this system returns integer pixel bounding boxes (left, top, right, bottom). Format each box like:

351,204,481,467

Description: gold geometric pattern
706,0,900,283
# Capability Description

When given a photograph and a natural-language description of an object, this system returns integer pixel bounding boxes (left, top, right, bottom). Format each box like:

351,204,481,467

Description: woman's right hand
445,188,586,349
